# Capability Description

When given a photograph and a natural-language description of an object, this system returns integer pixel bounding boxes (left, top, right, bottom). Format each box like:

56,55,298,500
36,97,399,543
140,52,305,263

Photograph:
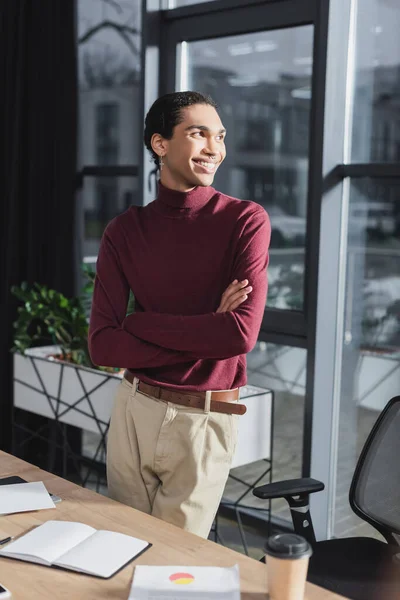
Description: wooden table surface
0,451,347,599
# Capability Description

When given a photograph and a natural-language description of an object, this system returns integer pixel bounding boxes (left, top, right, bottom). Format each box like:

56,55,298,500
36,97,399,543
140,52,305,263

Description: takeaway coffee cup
264,533,313,600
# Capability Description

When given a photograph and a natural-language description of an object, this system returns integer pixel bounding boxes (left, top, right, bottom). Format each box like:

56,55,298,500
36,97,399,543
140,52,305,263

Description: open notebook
0,520,151,579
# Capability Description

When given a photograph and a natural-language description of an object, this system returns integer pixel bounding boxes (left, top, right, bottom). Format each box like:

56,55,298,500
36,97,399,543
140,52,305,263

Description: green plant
81,263,96,315
11,265,136,371
11,282,93,368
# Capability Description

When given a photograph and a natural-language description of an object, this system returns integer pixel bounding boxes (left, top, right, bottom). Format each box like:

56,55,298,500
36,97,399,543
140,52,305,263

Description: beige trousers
106,376,238,538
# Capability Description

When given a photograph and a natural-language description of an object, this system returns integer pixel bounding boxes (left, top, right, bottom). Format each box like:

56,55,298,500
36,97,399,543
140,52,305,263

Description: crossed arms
88,208,270,369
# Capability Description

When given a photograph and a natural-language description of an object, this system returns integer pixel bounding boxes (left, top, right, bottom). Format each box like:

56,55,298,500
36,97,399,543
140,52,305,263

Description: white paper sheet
0,481,56,515
129,565,240,600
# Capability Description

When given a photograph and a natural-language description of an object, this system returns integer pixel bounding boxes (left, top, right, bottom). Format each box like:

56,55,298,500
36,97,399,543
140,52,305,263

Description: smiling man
88,91,271,538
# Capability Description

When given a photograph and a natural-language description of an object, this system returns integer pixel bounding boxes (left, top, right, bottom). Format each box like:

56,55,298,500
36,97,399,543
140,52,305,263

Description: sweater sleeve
124,207,270,359
88,221,193,369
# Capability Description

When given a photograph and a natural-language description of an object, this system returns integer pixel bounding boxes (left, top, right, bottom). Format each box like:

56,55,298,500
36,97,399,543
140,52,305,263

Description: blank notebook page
1,520,96,565
55,530,149,578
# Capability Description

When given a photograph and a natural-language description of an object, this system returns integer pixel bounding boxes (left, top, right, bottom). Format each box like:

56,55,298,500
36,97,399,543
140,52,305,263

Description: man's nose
204,140,218,156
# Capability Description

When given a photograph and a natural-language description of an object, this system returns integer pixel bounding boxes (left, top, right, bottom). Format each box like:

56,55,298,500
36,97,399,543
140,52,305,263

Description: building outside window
78,0,141,259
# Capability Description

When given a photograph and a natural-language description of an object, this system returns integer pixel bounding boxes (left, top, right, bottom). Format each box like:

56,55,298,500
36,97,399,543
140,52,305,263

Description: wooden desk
0,452,346,599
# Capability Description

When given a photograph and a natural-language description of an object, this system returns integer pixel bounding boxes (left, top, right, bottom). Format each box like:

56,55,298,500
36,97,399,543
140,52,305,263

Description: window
77,0,141,261
96,103,119,165
82,176,139,258
181,26,313,310
333,0,400,539
351,0,400,163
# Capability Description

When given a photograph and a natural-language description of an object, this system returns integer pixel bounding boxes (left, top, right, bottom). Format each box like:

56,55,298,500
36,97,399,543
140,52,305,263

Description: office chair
254,395,400,600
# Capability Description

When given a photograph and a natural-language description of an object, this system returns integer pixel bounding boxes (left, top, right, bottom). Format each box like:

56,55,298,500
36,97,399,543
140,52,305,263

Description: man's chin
192,173,215,188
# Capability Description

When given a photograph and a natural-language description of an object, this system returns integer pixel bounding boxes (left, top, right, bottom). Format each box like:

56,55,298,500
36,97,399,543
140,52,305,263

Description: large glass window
96,103,120,164
78,0,141,168
351,0,400,162
334,180,400,539
78,0,141,260
179,26,313,310
332,0,400,540
348,179,400,352
81,176,139,259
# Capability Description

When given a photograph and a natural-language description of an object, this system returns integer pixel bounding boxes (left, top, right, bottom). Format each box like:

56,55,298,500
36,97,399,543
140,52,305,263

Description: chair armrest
253,477,324,500
254,478,325,545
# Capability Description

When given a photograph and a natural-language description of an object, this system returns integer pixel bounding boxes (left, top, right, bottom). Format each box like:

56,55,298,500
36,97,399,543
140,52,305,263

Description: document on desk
0,481,56,515
129,565,240,600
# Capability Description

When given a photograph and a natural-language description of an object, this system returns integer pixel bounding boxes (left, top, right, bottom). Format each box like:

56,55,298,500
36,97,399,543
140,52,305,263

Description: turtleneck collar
152,181,216,218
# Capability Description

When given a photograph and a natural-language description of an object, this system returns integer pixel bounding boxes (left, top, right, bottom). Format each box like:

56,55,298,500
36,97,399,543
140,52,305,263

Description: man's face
153,104,226,192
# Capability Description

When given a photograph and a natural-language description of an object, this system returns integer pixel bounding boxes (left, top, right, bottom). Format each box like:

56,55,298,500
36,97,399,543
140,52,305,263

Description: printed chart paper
129,564,240,600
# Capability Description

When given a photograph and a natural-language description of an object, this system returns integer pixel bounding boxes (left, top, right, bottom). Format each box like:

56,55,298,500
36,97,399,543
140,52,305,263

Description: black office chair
254,395,400,600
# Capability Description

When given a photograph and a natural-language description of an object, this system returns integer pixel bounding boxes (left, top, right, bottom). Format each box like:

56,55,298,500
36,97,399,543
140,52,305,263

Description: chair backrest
350,396,400,544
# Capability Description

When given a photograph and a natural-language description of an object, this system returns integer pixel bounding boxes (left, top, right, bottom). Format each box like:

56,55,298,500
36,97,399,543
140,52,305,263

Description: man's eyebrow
184,125,227,134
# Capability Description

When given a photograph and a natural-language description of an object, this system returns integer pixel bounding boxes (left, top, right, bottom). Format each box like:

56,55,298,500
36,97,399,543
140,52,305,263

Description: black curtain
0,1,78,454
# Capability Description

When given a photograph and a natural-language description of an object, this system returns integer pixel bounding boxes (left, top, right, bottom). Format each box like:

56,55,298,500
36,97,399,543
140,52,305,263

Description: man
88,91,270,538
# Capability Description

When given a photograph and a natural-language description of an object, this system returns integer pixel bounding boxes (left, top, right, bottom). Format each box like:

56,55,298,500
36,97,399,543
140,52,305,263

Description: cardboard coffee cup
264,533,313,600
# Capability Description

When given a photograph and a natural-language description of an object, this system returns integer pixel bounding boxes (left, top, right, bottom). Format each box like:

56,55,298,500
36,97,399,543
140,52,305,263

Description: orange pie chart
169,572,195,585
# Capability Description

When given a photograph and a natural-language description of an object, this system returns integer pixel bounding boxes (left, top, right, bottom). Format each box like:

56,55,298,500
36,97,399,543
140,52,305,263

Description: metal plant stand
13,347,119,490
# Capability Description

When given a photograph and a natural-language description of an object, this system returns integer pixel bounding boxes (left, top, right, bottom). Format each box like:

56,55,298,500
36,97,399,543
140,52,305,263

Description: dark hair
144,91,218,166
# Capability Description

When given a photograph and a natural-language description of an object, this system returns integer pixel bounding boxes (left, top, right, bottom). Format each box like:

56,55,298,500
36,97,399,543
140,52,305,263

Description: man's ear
151,133,168,158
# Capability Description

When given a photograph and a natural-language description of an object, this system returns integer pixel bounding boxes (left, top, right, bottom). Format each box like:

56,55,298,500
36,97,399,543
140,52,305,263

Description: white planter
13,346,121,437
13,347,273,467
233,385,273,467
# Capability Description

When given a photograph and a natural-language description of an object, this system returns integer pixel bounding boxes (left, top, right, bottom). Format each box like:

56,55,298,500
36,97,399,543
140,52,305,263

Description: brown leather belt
123,370,246,416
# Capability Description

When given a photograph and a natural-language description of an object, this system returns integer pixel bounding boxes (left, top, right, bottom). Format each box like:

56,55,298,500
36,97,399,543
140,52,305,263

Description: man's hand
216,279,253,313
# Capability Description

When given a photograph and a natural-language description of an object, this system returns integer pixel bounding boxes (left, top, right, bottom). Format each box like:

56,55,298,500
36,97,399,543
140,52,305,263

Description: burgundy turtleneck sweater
88,183,270,392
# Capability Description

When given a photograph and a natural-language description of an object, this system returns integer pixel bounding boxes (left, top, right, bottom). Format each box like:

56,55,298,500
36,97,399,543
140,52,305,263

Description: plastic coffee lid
265,534,313,560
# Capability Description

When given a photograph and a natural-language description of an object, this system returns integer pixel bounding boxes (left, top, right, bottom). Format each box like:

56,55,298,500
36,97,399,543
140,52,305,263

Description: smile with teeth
193,159,218,173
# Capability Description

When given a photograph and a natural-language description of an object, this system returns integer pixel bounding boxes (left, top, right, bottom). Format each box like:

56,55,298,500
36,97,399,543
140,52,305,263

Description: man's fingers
225,279,248,292
217,279,251,313
225,298,246,312
221,280,249,301
233,286,252,299
221,286,252,309
219,288,252,313
229,293,248,309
